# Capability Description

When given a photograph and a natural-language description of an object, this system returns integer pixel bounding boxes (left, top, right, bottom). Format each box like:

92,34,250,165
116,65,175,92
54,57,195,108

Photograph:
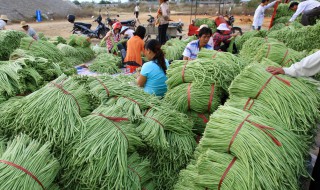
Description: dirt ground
5,11,271,39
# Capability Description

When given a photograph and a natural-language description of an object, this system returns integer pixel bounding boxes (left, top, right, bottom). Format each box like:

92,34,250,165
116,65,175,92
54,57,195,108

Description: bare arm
137,74,147,87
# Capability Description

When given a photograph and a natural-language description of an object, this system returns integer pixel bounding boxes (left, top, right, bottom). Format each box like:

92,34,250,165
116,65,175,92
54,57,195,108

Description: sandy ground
5,11,271,39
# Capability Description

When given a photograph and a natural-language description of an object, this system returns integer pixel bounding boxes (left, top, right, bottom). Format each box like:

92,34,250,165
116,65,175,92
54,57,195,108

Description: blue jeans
252,26,261,30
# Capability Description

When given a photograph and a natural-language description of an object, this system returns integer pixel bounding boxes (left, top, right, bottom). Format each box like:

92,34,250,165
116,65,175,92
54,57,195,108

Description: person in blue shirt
137,39,169,97
182,26,213,60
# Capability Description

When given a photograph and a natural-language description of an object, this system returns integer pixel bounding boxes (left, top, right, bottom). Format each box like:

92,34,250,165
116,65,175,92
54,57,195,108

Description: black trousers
310,149,320,190
302,6,320,26
158,23,168,45
134,11,139,19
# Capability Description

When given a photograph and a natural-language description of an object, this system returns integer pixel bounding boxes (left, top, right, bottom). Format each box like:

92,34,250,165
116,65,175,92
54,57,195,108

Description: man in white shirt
21,21,39,40
252,0,280,30
289,0,320,26
0,15,9,30
134,4,140,19
120,26,134,39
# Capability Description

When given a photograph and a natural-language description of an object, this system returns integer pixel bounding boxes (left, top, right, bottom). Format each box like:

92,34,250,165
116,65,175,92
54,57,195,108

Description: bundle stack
175,150,250,190
139,105,196,190
74,46,95,62
88,75,161,120
176,106,308,190
57,43,83,65
228,62,320,142
239,37,279,61
165,50,244,135
161,38,187,61
67,34,91,48
253,42,304,66
61,104,146,189
49,36,67,45
0,30,26,61
89,53,121,74
14,75,90,151
267,21,320,51
0,134,59,190
195,18,216,31
235,30,267,50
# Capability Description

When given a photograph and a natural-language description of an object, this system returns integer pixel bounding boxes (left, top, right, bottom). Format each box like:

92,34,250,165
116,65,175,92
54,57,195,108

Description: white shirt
135,6,140,12
208,36,214,48
283,50,320,77
289,0,320,22
124,29,134,39
0,20,6,30
252,1,277,27
159,2,170,25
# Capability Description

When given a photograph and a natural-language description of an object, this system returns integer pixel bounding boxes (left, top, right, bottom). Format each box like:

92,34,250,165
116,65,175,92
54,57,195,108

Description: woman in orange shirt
124,26,146,73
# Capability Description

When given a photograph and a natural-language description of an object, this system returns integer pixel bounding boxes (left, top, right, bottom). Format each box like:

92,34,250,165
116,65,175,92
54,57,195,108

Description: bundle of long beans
254,42,304,66
0,30,26,61
235,30,267,50
127,152,153,190
187,111,210,135
57,43,81,58
137,105,193,149
19,37,64,63
161,38,187,61
0,62,24,98
0,97,24,137
239,37,279,61
67,34,91,48
164,82,222,113
175,150,250,190
62,104,144,190
228,63,320,142
196,106,308,190
0,134,59,190
14,75,90,150
74,46,95,62
49,36,67,45
89,53,121,74
147,131,196,190
13,56,62,82
167,58,241,91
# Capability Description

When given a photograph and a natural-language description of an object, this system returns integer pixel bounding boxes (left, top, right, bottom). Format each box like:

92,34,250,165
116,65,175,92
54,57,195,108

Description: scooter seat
75,22,92,29
120,20,135,25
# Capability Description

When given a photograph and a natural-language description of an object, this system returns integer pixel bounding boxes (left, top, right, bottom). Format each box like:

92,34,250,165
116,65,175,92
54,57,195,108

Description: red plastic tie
266,44,271,58
145,116,164,128
92,113,129,122
144,107,152,116
246,120,282,146
212,52,218,59
254,75,291,99
94,77,110,97
207,84,215,112
95,113,129,144
122,96,140,105
228,114,251,153
280,49,289,65
0,160,45,190
27,39,35,50
128,165,142,182
283,59,292,67
197,113,209,123
243,98,255,111
187,83,192,111
218,157,237,190
51,82,81,113
181,61,189,83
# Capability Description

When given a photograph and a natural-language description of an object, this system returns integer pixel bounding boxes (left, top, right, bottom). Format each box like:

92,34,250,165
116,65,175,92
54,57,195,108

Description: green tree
73,0,81,5
99,0,107,4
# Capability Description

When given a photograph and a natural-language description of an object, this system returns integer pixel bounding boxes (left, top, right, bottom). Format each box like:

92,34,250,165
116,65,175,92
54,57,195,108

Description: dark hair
198,27,212,37
289,2,299,9
145,39,167,74
134,26,146,39
261,0,269,3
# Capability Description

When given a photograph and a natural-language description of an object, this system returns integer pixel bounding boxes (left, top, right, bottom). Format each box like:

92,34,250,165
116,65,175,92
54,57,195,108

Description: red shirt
212,32,231,50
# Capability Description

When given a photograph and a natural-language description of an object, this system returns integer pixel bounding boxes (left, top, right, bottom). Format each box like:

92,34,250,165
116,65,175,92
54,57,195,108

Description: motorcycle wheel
98,29,107,39
231,27,243,36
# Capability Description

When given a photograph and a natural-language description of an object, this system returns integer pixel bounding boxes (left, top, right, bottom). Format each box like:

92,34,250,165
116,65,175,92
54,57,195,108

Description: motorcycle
105,13,136,30
67,14,109,39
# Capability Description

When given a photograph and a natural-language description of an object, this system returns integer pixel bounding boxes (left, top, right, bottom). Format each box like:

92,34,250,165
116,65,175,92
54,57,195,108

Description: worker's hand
266,66,285,75
231,33,238,37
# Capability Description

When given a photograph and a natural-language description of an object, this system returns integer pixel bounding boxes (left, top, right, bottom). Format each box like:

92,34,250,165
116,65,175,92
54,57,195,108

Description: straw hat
20,21,28,28
197,24,208,31
217,23,230,31
0,15,9,21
